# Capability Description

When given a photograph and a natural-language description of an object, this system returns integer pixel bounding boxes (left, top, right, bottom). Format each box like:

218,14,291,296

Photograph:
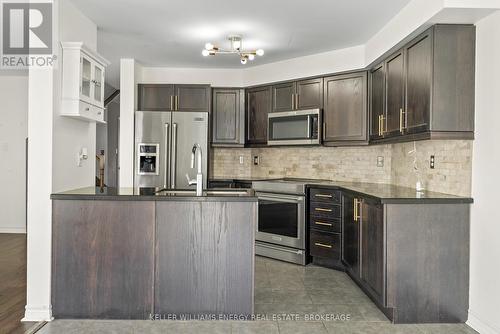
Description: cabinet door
212,88,244,145
342,193,360,277
405,32,432,134
272,82,295,112
80,55,92,103
323,72,368,143
360,198,385,305
175,85,210,112
370,64,385,140
246,86,271,144
385,51,405,137
92,62,105,108
138,84,175,111
296,78,323,110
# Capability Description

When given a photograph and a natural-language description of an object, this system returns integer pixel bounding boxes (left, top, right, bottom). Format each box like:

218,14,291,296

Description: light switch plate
430,155,435,169
253,156,260,166
239,156,244,164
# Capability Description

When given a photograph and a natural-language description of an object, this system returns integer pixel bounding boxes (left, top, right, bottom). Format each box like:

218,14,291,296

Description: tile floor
36,256,478,334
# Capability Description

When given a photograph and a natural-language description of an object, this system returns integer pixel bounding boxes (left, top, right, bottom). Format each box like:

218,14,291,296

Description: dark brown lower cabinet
52,200,155,319
341,193,359,276
360,198,385,305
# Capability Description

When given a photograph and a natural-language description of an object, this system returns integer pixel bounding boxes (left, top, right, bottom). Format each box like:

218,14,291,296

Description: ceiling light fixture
202,35,264,64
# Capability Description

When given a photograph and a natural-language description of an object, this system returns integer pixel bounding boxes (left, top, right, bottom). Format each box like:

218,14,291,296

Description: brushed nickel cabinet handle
399,108,406,133
353,198,358,222
291,94,295,110
315,208,332,212
315,221,333,227
381,115,385,135
378,115,382,136
170,96,174,110
315,242,332,249
315,194,333,198
295,93,299,110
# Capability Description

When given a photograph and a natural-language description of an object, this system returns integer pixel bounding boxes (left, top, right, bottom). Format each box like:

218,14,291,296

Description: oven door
256,192,305,249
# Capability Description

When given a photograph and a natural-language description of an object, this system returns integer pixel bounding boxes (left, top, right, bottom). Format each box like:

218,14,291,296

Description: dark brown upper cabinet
138,84,210,112
385,51,405,138
370,64,385,140
138,84,175,111
211,88,245,147
246,86,272,145
323,72,368,146
272,78,323,112
370,24,475,143
175,84,211,112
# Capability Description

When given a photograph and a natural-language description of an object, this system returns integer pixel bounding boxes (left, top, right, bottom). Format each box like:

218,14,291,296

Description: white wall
24,0,99,321
468,10,500,334
52,0,98,192
0,74,28,233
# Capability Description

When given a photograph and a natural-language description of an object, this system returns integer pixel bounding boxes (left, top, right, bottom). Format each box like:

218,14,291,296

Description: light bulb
248,54,255,61
240,57,247,65
205,42,214,50
202,49,210,57
256,49,264,56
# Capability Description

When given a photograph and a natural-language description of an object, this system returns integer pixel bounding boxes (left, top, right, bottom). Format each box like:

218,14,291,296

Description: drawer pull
314,242,332,249
315,194,333,198
315,221,332,227
315,208,332,212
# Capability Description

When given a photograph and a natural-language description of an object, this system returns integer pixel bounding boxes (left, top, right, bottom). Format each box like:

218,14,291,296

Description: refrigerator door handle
171,122,178,188
163,123,170,188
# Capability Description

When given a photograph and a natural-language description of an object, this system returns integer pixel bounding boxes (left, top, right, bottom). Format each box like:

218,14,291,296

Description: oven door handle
256,192,304,202
257,242,304,255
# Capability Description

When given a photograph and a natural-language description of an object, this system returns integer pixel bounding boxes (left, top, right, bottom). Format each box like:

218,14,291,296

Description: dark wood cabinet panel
155,201,255,316
342,193,360,277
385,52,405,137
138,84,174,111
310,230,341,260
175,84,210,112
212,88,244,146
323,72,368,144
272,82,295,112
296,78,323,110
246,86,272,145
405,32,432,134
370,64,385,140
52,200,155,319
360,198,385,305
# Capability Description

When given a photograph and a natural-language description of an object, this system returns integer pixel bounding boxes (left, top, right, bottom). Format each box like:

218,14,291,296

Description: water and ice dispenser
137,143,160,175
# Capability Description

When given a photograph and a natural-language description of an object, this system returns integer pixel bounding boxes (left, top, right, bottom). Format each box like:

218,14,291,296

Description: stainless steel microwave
267,109,321,146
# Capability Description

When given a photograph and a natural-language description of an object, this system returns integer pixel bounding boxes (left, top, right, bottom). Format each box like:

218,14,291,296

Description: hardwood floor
0,234,36,334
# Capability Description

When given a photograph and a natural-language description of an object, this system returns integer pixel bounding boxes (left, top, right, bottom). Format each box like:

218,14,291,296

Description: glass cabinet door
93,64,103,105
81,56,91,100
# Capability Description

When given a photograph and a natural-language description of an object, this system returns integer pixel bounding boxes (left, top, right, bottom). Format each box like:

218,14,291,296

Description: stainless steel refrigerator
134,111,208,189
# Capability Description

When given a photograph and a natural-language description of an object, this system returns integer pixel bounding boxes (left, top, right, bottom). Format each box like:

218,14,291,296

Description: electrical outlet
377,156,384,167
253,155,260,166
430,155,435,169
239,156,244,164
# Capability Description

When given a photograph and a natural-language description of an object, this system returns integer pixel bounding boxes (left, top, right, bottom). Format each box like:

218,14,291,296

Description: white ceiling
71,0,412,87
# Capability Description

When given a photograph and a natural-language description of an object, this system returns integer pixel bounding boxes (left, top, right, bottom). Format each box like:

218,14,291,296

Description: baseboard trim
467,311,500,334
22,305,53,322
0,227,27,233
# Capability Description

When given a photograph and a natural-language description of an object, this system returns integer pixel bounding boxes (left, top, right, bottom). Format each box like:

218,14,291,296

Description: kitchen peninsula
50,187,257,319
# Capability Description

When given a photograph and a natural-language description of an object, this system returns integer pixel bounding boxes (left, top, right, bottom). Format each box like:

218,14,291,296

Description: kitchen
2,1,500,334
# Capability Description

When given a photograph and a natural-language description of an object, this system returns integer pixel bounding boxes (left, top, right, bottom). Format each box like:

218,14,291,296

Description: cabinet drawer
79,102,104,123
310,188,341,204
310,217,341,233
310,202,341,219
310,231,341,260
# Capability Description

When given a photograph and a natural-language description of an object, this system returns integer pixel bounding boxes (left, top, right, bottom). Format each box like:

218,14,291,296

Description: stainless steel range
252,178,329,265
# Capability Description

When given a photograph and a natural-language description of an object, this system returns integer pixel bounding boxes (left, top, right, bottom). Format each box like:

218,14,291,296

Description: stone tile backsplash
210,140,472,197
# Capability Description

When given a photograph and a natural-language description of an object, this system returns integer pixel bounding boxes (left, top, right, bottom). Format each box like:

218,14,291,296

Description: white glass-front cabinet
61,42,110,123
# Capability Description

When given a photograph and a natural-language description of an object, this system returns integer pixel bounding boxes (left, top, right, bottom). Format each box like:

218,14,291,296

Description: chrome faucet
186,143,203,196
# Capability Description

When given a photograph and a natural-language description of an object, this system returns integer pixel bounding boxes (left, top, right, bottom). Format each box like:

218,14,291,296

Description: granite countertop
213,177,472,204
304,180,473,204
51,187,257,202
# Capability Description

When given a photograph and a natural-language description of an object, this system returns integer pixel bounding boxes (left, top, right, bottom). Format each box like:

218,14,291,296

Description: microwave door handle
307,115,312,139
